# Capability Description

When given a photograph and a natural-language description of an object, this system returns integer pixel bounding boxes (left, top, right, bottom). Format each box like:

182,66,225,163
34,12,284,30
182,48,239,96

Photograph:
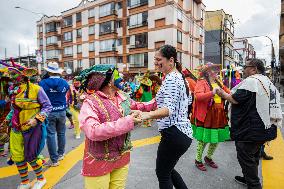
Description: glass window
100,39,116,52
129,12,148,28
129,53,147,67
89,58,95,66
199,43,203,53
117,20,122,28
130,33,147,48
76,13,82,22
63,32,72,41
64,46,73,56
63,16,72,27
100,57,117,64
45,22,57,33
89,25,95,35
38,25,43,33
99,3,115,17
117,2,122,9
88,8,95,18
64,61,73,71
89,42,95,51
39,38,43,46
177,52,182,63
77,60,83,68
177,30,182,43
77,45,82,53
46,50,60,59
46,36,58,45
117,38,122,46
77,29,82,38
100,21,115,35
177,9,183,21
128,0,148,8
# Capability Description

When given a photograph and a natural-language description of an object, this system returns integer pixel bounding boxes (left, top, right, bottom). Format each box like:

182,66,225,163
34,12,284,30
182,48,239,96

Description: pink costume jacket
79,91,156,177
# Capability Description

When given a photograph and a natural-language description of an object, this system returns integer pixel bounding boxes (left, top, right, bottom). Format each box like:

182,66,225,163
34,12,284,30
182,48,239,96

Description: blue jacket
39,76,69,112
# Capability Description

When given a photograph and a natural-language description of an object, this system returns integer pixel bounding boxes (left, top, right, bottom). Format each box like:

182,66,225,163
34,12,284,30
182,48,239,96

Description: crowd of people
0,44,282,189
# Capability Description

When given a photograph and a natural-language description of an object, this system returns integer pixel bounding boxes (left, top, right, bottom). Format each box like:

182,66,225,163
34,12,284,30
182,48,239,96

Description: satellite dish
66,68,72,74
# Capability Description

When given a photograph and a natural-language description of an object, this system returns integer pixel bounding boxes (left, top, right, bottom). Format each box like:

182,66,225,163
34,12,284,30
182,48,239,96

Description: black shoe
234,176,247,186
261,152,273,160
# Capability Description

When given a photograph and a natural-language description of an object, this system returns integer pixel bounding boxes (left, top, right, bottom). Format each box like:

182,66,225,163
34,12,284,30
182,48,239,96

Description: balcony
129,0,148,9
129,43,147,49
99,47,117,53
129,21,148,29
99,30,117,36
99,10,117,18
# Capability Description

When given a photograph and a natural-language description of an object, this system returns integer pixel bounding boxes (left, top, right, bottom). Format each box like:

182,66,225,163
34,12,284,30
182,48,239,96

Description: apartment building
234,38,256,65
279,0,284,83
37,0,205,73
204,9,235,68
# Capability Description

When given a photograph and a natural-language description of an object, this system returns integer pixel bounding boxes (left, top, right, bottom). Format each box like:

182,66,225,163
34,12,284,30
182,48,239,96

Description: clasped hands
129,110,152,124
213,87,228,99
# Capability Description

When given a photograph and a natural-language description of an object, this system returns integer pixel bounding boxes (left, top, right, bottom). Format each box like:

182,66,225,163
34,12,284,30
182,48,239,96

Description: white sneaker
32,179,46,189
17,183,31,189
44,161,59,167
58,154,65,161
75,135,81,139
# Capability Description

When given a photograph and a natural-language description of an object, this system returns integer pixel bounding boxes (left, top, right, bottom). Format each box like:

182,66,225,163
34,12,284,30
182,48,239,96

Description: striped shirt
156,71,193,138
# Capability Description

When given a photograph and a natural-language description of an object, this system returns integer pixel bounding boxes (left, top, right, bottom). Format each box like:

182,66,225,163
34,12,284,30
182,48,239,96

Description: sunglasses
243,65,256,69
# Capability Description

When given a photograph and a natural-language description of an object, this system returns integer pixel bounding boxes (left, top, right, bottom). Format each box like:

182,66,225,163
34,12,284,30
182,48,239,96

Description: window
64,46,73,56
177,9,183,22
77,60,83,68
38,25,43,33
126,37,130,45
46,36,58,45
89,8,95,18
100,21,116,35
64,61,73,71
130,33,147,48
177,30,182,43
199,43,203,53
117,20,122,28
76,13,82,22
39,38,43,46
100,57,117,64
129,53,148,67
129,12,148,28
99,3,115,17
89,25,95,35
118,56,123,63
89,58,95,66
89,42,95,51
45,22,57,33
100,39,116,52
177,52,182,63
199,26,204,36
128,0,148,8
201,9,204,20
77,29,82,38
117,38,122,46
117,2,122,9
63,32,72,42
77,45,82,53
63,16,72,27
46,50,60,59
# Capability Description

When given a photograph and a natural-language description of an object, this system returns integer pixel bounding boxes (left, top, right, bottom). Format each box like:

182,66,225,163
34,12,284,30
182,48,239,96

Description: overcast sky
0,0,281,65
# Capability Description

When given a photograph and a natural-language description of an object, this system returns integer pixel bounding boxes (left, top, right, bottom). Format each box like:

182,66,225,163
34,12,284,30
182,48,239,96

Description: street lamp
15,6,47,72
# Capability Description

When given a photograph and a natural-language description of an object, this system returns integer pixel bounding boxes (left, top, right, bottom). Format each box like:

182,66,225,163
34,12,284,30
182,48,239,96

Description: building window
63,32,72,42
77,60,83,68
64,46,73,56
177,9,183,22
77,45,82,53
177,30,182,43
129,12,148,28
117,38,122,46
63,16,72,27
100,39,116,52
126,37,130,45
64,61,73,71
117,20,122,28
177,51,182,63
39,38,43,46
46,36,58,45
129,53,148,67
89,42,95,52
99,21,116,35
199,43,203,53
118,56,123,63
199,26,204,36
117,2,122,9
89,25,95,35
38,25,43,33
88,8,95,18
46,50,60,59
45,22,57,33
77,29,82,38
128,0,148,8
100,57,117,64
99,2,115,18
201,9,204,20
89,58,95,66
76,13,82,22
130,33,148,48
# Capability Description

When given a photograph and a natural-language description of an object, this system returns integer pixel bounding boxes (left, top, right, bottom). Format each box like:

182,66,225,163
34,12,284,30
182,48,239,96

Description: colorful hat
139,71,152,87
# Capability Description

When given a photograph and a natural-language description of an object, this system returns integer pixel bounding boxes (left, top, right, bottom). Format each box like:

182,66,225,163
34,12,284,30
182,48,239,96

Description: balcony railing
99,10,117,18
129,21,148,29
99,47,116,52
129,43,148,49
99,29,116,36
129,0,148,8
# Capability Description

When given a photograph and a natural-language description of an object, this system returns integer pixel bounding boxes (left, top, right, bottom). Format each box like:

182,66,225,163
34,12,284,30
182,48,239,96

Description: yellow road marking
0,158,49,179
262,129,284,189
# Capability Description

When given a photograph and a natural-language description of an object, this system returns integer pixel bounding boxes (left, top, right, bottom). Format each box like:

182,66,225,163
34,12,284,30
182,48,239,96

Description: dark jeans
156,126,192,189
235,141,263,189
47,111,66,163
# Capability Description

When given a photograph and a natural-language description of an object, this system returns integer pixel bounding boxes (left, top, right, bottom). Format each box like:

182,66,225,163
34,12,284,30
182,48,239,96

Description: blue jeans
46,111,66,163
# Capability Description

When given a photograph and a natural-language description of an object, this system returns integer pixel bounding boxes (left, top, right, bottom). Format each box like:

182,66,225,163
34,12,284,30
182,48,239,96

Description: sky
0,0,281,65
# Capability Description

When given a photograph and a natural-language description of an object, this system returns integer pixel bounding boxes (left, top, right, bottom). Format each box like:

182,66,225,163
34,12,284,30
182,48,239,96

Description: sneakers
234,176,247,186
204,156,218,169
58,154,65,161
195,160,207,171
17,183,31,189
75,135,81,139
32,179,46,189
44,161,59,167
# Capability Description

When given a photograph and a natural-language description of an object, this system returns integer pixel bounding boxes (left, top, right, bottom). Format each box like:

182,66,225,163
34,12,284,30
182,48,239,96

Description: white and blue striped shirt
156,71,193,138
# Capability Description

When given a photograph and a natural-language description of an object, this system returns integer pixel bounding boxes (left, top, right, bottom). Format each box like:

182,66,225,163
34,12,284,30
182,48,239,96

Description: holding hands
130,110,153,124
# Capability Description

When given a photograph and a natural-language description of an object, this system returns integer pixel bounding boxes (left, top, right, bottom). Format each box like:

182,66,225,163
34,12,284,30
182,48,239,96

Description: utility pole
4,48,7,60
